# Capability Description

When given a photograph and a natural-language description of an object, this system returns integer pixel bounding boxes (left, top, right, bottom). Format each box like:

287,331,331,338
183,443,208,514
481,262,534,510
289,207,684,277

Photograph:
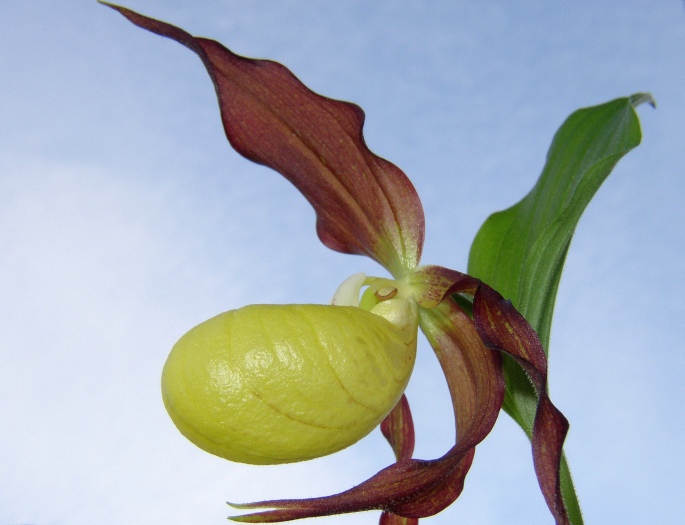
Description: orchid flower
103,4,652,524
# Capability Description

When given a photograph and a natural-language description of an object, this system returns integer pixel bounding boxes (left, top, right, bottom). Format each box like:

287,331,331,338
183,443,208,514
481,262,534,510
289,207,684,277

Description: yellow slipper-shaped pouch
162,277,417,464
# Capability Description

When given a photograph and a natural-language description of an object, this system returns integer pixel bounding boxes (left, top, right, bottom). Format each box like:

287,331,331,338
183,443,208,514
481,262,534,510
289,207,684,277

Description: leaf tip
630,92,656,109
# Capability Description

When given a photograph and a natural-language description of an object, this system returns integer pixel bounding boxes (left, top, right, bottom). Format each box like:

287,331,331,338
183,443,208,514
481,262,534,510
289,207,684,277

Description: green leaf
467,94,653,524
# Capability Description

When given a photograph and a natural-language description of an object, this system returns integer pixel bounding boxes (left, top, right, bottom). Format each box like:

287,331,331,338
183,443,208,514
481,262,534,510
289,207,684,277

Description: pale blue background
1,1,683,524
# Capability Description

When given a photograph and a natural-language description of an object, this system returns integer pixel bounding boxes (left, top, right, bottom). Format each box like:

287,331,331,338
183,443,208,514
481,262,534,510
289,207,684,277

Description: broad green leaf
467,94,653,525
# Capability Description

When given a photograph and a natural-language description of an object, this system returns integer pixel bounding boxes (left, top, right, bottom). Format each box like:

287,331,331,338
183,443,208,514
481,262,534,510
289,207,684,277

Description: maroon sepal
102,2,425,278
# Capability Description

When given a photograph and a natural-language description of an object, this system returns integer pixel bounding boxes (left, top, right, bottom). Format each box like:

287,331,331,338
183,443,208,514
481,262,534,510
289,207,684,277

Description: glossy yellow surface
162,302,417,464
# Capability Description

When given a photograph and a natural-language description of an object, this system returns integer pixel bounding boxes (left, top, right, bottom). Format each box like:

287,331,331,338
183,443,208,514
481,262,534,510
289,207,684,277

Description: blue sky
1,1,684,524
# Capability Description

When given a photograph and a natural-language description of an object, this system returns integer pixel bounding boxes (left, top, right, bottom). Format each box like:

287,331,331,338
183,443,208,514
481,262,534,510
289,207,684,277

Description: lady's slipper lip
163,303,418,466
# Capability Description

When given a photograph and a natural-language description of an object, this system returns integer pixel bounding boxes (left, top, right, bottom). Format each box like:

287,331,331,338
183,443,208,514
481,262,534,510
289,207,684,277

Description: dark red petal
386,449,475,519
472,284,570,525
227,456,466,522
418,300,504,451
379,396,418,524
381,394,415,463
102,2,425,277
